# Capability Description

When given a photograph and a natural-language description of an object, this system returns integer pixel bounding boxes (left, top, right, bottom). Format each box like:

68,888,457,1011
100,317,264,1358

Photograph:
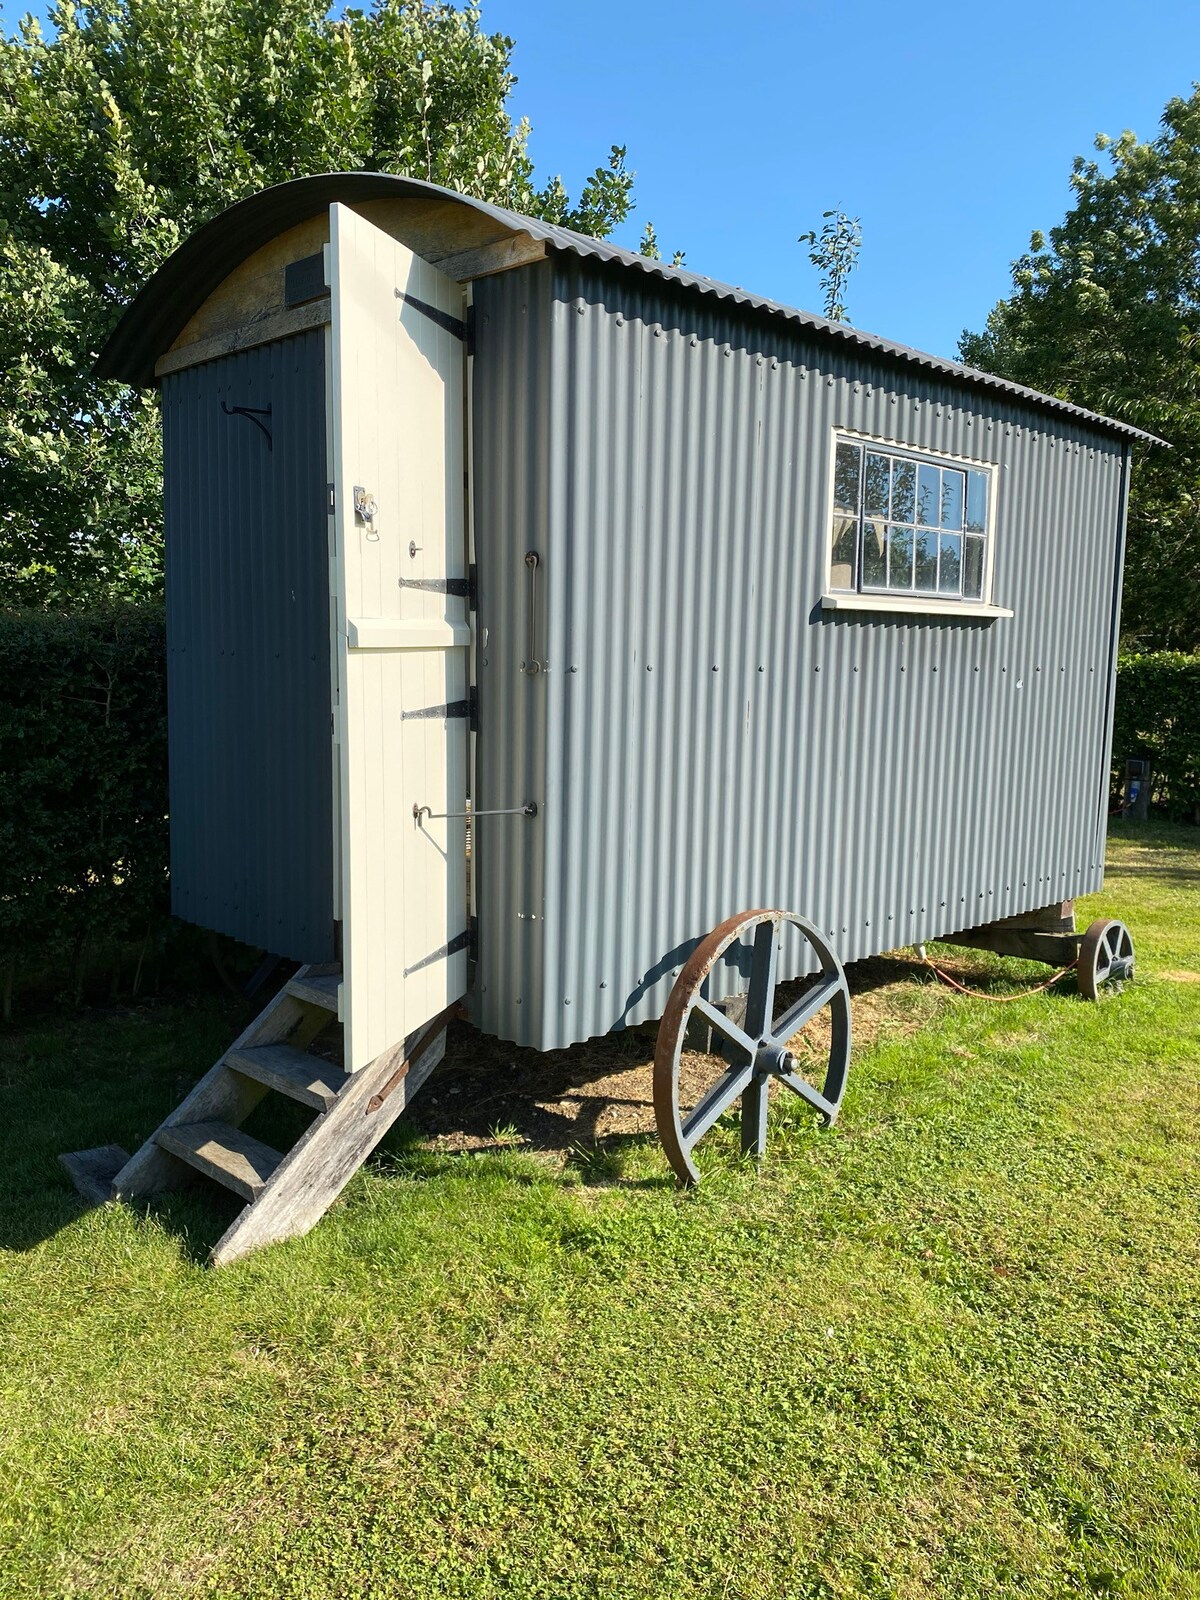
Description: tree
800,209,861,324
638,220,684,268
0,0,635,606
959,90,1200,650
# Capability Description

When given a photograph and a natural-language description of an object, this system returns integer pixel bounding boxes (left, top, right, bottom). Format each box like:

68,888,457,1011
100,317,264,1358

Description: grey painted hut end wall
162,330,335,962
469,257,1128,1051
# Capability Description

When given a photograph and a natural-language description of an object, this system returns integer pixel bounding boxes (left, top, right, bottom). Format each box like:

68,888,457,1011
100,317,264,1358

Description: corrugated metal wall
472,261,1128,1052
162,331,335,961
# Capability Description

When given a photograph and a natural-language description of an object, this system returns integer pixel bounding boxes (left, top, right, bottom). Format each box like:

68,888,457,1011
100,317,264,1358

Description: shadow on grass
0,918,1113,1261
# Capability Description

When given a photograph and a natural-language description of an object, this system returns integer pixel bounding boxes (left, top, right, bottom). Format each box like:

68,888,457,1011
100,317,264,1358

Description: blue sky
4,0,1199,359
483,0,1200,358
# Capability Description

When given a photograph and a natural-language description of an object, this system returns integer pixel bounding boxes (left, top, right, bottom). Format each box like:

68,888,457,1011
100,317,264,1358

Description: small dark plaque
284,252,328,309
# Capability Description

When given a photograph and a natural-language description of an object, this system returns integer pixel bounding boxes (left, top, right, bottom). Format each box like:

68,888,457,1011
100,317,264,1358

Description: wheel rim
1078,918,1135,1000
653,909,851,1186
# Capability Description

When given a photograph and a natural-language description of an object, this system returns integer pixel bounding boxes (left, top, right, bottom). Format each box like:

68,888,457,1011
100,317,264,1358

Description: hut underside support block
58,1144,130,1208
943,900,1081,967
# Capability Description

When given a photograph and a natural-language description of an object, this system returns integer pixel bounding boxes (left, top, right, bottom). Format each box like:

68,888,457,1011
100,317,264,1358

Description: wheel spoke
744,920,780,1038
681,1060,756,1148
777,1068,837,1120
693,996,757,1060
769,974,841,1045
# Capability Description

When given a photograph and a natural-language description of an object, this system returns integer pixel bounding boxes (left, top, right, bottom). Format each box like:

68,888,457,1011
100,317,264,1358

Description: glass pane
914,530,939,591
938,533,962,593
830,513,857,590
965,470,988,533
864,452,891,518
939,469,964,530
891,458,916,525
916,463,940,526
963,535,985,598
862,518,887,587
886,524,914,588
834,441,861,512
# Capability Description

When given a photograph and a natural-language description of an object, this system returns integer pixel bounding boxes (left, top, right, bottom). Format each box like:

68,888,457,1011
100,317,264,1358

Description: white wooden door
328,202,470,1071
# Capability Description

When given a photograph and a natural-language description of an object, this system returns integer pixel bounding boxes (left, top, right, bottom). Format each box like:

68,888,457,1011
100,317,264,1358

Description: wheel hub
756,1043,794,1078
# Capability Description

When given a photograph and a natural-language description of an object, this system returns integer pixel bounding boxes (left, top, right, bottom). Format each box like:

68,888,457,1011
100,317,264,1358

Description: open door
328,202,470,1071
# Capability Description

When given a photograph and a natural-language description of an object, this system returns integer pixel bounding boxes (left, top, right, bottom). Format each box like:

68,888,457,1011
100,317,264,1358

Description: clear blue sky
483,0,1200,358
5,0,1199,359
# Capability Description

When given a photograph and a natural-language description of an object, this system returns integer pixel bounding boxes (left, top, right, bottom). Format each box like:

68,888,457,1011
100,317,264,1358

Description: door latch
353,486,378,524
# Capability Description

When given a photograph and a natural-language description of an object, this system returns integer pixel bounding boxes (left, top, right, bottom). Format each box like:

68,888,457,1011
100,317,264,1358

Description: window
829,435,992,604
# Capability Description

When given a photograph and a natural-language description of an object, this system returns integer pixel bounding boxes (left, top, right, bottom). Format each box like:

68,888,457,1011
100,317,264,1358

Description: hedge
1111,651,1200,821
0,604,169,1015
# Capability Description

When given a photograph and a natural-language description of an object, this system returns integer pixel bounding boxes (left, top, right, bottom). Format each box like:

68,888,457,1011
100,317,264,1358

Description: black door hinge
401,698,472,722
398,566,478,609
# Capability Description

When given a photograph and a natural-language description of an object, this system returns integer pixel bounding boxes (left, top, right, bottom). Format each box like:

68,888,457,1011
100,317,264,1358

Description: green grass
1,823,1198,1599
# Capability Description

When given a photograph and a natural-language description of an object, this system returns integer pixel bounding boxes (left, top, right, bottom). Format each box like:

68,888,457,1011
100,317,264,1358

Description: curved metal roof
96,171,1159,443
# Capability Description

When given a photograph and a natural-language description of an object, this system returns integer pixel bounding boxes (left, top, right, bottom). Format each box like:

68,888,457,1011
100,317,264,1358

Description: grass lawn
1,822,1198,1599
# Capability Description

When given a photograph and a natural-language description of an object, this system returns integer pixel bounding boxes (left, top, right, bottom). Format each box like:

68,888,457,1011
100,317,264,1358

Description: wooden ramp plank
228,1044,346,1111
210,1020,449,1267
59,1145,130,1207
156,1121,283,1203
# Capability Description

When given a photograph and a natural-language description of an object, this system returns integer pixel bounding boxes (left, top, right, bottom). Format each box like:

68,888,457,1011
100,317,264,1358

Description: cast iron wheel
1077,917,1134,1000
653,909,851,1186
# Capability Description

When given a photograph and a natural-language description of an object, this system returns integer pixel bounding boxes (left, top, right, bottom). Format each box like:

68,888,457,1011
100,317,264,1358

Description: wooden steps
285,969,342,1013
156,1120,283,1202
228,1043,345,1111
59,963,452,1266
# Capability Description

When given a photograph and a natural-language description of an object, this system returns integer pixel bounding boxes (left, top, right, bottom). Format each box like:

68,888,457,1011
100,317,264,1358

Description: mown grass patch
1,823,1198,1599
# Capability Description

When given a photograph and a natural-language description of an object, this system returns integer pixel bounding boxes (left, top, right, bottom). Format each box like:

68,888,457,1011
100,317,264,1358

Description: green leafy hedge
0,604,169,1015
1112,651,1200,820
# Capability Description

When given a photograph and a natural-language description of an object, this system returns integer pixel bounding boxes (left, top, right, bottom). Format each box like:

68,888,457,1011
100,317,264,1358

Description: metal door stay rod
413,801,537,825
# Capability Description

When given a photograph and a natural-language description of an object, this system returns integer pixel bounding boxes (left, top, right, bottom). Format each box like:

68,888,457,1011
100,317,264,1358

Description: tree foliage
800,209,861,325
1113,651,1200,820
0,0,634,605
959,90,1200,650
638,219,684,268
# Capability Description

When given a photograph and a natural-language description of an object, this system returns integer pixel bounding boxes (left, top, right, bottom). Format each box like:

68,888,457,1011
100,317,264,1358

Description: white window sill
821,592,1013,621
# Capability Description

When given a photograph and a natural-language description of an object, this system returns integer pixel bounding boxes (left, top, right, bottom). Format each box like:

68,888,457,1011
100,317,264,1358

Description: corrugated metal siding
471,261,1126,1052
162,331,335,961
471,264,554,1032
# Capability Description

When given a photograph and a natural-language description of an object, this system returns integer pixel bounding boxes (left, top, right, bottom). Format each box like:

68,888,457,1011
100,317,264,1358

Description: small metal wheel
653,909,851,1186
1077,918,1134,1000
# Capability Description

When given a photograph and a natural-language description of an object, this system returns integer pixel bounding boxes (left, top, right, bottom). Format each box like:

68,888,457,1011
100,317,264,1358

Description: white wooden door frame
327,202,471,1071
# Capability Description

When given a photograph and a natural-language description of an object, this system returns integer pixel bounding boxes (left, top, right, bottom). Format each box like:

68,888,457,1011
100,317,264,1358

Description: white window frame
821,427,1012,619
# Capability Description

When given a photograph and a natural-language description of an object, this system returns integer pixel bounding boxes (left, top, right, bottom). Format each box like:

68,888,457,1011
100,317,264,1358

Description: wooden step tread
156,1121,283,1203
286,970,342,1012
228,1044,347,1112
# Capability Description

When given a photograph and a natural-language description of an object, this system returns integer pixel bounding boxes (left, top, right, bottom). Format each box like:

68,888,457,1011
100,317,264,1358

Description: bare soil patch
402,950,965,1160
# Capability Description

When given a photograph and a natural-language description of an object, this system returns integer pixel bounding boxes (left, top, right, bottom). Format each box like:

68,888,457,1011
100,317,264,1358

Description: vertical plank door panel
328,202,470,1071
